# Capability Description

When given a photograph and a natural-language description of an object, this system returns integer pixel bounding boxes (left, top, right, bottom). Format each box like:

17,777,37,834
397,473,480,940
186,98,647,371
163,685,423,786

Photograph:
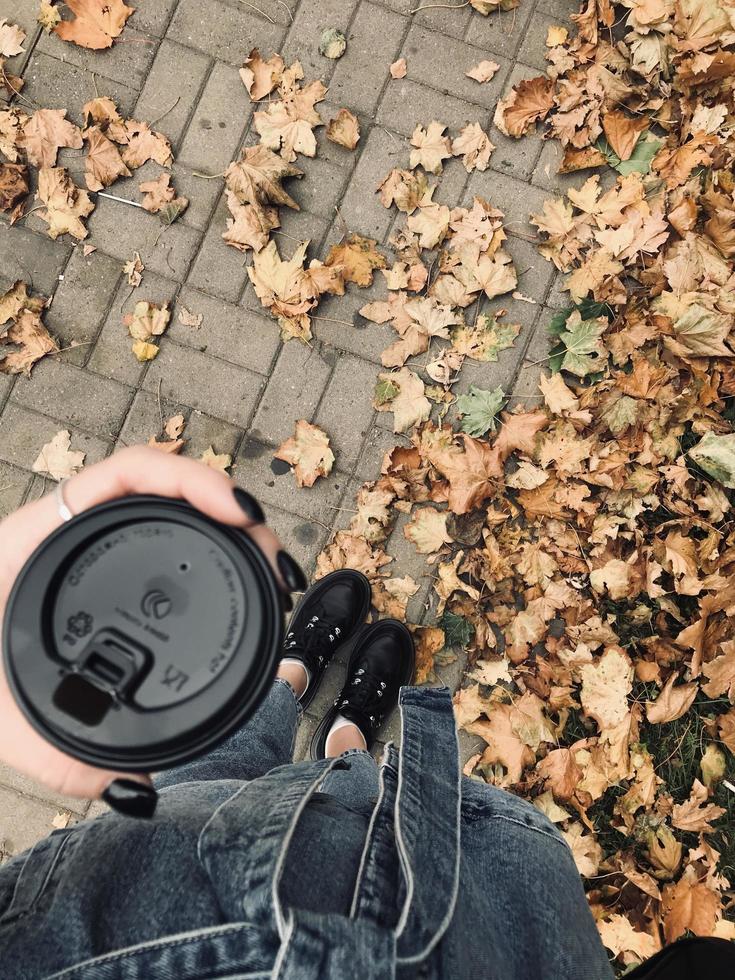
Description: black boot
282,569,372,710
310,619,415,759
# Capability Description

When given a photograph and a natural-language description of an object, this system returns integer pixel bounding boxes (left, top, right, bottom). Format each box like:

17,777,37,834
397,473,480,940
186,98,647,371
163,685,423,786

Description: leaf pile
313,0,735,957
0,280,57,376
0,94,186,236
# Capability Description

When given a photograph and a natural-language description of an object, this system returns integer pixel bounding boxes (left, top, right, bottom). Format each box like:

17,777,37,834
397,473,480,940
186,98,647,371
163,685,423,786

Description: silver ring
55,478,74,522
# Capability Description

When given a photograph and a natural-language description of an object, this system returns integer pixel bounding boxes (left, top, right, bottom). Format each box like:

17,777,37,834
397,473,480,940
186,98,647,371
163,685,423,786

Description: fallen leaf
132,340,159,362
662,877,720,942
200,446,232,473
23,109,83,168
326,108,360,150
413,625,445,684
177,306,202,328
164,415,185,440
32,430,85,481
54,0,134,49
123,252,143,287
139,173,188,216
456,385,505,438
465,60,500,82
451,122,494,173
325,233,387,286
701,744,726,788
319,27,346,59
51,810,71,829
404,506,451,554
239,48,284,101
38,2,62,31
0,19,25,57
0,162,28,212
598,914,660,964
274,420,334,487
645,672,698,724
409,121,452,175
390,58,407,79
671,779,726,833
120,122,173,169
374,367,431,433
494,76,555,138
689,432,735,489
83,125,131,191
580,648,632,732
123,300,170,359
545,25,568,46
562,822,603,877
36,167,94,240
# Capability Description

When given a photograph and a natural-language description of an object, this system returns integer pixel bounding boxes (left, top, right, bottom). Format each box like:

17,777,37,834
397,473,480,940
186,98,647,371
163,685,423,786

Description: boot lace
284,615,341,671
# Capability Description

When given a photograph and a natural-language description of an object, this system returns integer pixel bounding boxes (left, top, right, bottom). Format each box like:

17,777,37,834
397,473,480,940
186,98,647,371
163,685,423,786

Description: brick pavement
0,0,578,853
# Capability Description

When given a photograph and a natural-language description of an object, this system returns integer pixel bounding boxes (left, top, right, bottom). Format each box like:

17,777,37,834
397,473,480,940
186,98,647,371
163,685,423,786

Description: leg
154,677,300,789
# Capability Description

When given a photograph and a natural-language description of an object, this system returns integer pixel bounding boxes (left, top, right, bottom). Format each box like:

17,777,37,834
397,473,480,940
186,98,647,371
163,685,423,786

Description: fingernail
277,550,307,592
102,779,158,819
284,594,294,612
233,487,265,524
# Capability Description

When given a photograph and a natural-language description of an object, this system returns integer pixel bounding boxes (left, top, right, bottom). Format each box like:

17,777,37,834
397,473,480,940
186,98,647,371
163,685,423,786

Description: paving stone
131,0,180,36
37,25,158,90
509,359,549,405
181,410,243,460
293,713,320,763
329,127,408,242
187,196,249,303
281,0,360,80
505,235,556,302
536,0,581,18
261,503,330,576
117,389,191,449
0,402,111,472
402,25,510,109
45,248,121,368
546,268,570,309
314,353,378,472
517,10,560,72
289,157,350,220
522,306,557,363
86,196,202,281
166,0,287,65
134,40,211,147
379,0,472,38
0,785,70,859
251,342,333,445
172,287,281,374
88,270,177,387
383,510,436,622
0,461,31,518
329,2,406,115
2,0,42,57
0,373,15,413
311,274,396,364
0,222,70,298
178,62,251,173
377,79,489,139
465,165,550,238
0,765,89,817
487,63,547,180
143,339,265,427
355,424,407,482
465,2,535,60
234,435,347,524
171,164,223,230
13,359,132,441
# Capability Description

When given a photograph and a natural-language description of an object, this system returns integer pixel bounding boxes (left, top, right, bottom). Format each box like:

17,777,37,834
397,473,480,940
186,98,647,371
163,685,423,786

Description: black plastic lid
2,496,283,771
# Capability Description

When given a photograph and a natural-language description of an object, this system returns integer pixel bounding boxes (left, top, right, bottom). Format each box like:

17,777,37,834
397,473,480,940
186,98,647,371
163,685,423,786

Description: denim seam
196,782,250,864
476,813,567,844
348,751,390,920
0,832,74,925
45,923,267,978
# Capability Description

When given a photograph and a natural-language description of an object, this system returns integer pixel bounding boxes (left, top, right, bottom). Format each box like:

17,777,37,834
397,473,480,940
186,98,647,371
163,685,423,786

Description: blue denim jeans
0,681,613,979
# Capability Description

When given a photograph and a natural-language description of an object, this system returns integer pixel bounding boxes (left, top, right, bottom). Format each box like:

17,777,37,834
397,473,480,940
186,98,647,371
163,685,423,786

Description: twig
272,230,307,243
157,378,164,436
410,0,469,11
311,315,355,327
95,191,145,209
0,484,12,494
333,205,349,233
275,0,294,22
192,171,225,179
52,341,94,355
150,96,181,127
238,0,275,22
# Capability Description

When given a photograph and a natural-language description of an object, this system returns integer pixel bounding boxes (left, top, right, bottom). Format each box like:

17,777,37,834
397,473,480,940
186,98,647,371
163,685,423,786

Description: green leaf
594,133,662,177
455,384,505,437
319,27,346,59
374,377,398,405
558,316,607,377
688,431,735,489
439,611,475,650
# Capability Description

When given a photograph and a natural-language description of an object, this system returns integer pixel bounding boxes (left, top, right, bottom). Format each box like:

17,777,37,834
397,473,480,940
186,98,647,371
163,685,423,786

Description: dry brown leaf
0,20,25,58
54,0,134,49
240,48,284,101
325,233,387,286
38,2,62,31
662,876,720,943
646,672,698,724
601,110,648,162
374,367,431,433
562,822,603,877
32,430,85,481
597,915,660,964
404,506,451,554
23,109,83,168
139,173,188,216
451,123,494,173
494,76,554,138
671,779,726,833
390,58,407,79
0,162,28,212
409,121,452,175
177,306,202,328
123,252,143,287
465,60,500,83
36,167,94,240
200,446,232,473
83,126,131,191
316,530,392,580
274,420,335,488
123,300,170,359
580,648,632,732
413,625,445,684
326,108,360,150
120,122,173,169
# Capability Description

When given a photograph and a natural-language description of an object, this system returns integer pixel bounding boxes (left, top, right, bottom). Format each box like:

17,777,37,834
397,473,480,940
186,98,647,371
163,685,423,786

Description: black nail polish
283,594,294,612
233,487,265,524
102,779,158,819
277,550,307,592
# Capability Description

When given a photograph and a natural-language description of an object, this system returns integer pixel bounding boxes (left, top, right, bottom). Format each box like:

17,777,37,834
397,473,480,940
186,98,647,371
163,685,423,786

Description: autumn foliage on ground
2,0,735,970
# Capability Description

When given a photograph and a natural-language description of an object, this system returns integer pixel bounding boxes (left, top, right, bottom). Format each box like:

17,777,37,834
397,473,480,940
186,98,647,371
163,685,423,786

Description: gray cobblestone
377,79,489,138
402,25,510,109
517,11,560,71
234,436,347,524
182,410,243,459
0,402,111,472
88,271,178,387
0,462,31,518
13,359,132,440
166,0,287,65
329,2,406,115
251,341,333,445
289,157,350,220
314,353,378,472
465,165,551,238
118,389,190,448
170,164,223,230
355,425,405,482
465,2,536,60
0,785,74,859
312,275,396,364
0,223,70,298
37,25,157,90
0,765,89,817
143,339,265,427
546,269,571,309
134,40,211,147
178,62,251,173
21,52,139,127
45,249,121,368
187,197,249,303
262,503,329,576
130,0,180,36
172,287,281,374
281,0,359,79
379,0,472,39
